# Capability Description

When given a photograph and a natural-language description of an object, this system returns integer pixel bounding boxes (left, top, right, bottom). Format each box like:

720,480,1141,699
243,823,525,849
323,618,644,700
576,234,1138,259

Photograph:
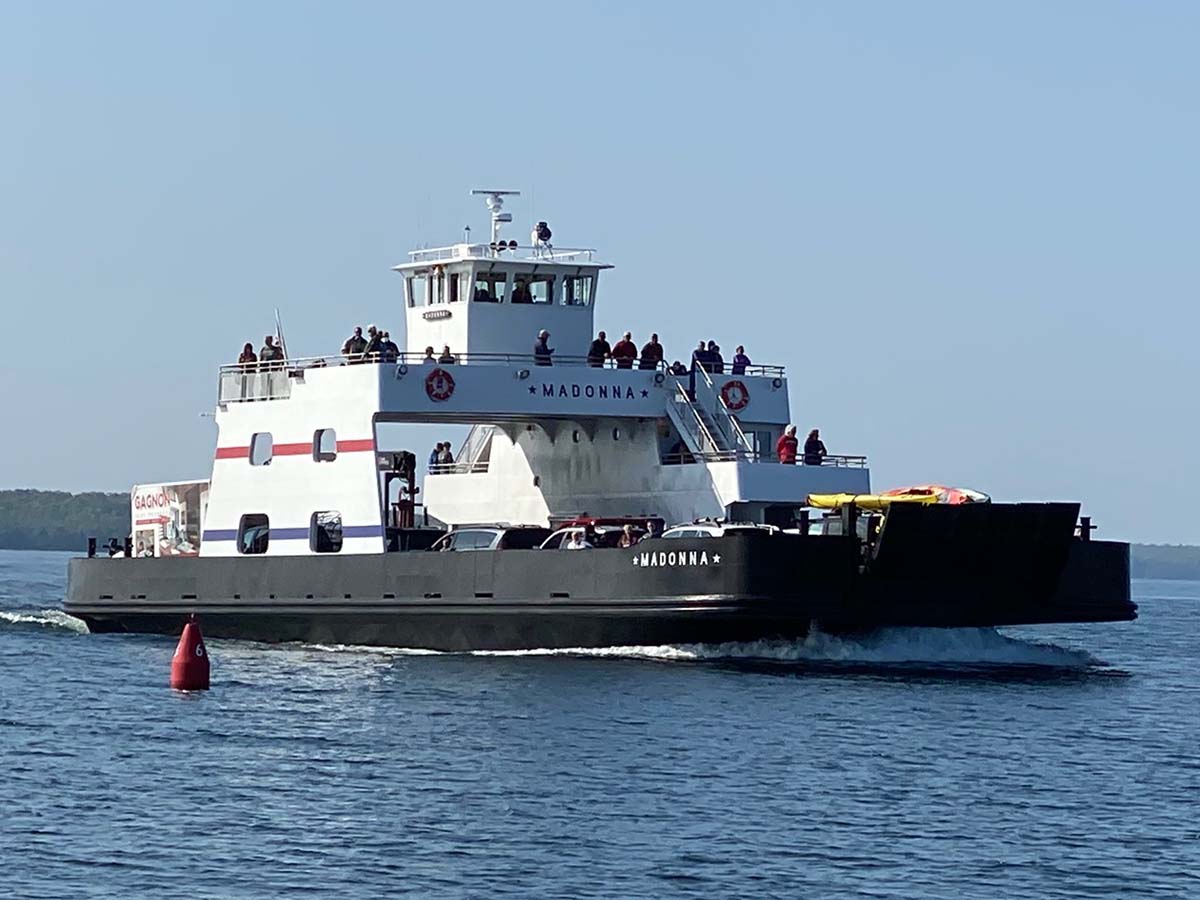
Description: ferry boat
64,190,1135,650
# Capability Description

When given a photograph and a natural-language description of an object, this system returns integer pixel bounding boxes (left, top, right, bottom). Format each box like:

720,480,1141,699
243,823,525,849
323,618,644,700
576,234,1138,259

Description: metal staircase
665,368,755,461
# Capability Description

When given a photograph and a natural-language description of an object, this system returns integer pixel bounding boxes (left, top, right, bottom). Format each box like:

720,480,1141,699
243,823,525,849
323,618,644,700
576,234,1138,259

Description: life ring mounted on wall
720,379,750,411
425,367,456,402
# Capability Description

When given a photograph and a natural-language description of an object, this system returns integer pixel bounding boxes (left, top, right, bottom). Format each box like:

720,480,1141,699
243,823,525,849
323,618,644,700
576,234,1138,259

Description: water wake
0,609,89,634
304,627,1101,669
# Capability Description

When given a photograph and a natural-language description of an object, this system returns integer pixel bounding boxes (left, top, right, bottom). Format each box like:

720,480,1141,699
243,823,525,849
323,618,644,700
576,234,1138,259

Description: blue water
2,550,1198,899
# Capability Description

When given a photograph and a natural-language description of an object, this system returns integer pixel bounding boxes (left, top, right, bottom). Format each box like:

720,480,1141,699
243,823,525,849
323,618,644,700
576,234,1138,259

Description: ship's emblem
425,367,456,402
720,380,750,411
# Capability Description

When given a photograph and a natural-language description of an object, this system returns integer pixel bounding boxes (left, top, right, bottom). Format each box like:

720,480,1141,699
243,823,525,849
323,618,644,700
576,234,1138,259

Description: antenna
470,189,521,246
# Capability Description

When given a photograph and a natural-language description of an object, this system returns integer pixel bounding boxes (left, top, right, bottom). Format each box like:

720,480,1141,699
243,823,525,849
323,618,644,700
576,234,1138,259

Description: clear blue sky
2,2,1196,543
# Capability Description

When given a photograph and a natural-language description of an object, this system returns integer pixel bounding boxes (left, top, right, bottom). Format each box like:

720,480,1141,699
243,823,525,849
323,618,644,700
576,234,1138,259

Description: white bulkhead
198,191,871,557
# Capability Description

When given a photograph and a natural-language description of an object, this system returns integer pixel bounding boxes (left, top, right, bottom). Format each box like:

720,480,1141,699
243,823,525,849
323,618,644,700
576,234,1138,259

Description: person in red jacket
611,331,638,369
776,425,799,464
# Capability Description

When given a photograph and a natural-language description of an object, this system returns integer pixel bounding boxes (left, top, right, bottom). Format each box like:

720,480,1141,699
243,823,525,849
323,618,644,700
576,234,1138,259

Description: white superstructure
199,191,871,557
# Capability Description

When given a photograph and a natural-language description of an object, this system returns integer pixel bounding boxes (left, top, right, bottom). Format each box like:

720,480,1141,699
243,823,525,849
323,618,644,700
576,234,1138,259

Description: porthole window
249,433,273,466
612,428,621,441
313,428,337,462
238,514,269,554
572,430,581,443
310,511,343,553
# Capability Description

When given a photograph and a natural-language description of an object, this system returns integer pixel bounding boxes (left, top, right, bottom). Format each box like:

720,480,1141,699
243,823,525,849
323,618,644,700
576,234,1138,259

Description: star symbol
712,554,721,564
640,389,649,398
632,556,640,566
528,385,537,394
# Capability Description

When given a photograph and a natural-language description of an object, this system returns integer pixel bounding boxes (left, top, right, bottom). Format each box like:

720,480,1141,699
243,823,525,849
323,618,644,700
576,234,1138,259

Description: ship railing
406,244,600,264
217,353,788,403
662,452,868,468
428,460,490,475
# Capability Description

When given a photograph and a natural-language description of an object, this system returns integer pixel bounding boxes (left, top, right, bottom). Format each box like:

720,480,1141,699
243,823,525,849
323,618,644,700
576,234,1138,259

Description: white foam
0,609,89,633
299,627,1100,668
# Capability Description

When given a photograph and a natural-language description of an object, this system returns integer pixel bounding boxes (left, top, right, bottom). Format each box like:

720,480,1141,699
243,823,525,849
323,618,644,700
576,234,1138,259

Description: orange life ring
720,379,749,411
425,367,456,402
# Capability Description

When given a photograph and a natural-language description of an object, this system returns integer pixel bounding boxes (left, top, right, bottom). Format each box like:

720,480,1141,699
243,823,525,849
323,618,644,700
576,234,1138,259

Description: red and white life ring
720,379,750,411
425,367,456,402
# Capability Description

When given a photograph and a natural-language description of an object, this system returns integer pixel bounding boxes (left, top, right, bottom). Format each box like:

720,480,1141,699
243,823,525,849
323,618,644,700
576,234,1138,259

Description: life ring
720,379,750,411
425,367,456,402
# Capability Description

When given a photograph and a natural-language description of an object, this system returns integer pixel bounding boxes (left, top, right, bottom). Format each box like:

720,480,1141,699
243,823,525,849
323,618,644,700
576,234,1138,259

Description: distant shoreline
1,489,1198,580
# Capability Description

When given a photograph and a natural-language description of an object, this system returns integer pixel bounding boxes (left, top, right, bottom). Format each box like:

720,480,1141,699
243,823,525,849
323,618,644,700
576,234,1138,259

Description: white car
659,522,780,539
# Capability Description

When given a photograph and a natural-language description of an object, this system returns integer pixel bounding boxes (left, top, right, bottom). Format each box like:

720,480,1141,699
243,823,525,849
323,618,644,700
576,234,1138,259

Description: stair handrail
668,381,723,455
692,365,756,459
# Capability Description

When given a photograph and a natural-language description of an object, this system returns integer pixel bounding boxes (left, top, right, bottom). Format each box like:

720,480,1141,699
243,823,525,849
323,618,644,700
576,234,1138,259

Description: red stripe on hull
214,439,374,459
272,442,312,456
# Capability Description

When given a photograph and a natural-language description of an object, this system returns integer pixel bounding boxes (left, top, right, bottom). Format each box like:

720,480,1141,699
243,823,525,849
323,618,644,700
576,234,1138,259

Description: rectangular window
313,428,337,462
238,514,270,554
474,272,506,302
561,274,593,307
528,274,554,304
310,511,343,553
249,433,273,466
406,276,426,308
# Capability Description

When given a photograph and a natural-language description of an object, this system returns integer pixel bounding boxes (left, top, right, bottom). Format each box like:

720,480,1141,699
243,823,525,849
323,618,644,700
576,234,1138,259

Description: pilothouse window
406,276,426,308
473,272,505,302
562,275,593,307
512,274,554,304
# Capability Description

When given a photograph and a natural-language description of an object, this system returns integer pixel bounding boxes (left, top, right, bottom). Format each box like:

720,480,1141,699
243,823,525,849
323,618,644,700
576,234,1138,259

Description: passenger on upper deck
438,345,456,364
534,330,554,366
692,340,712,373
363,325,383,361
511,279,533,304
342,326,367,359
260,335,284,365
708,341,725,374
381,332,400,363
587,331,611,367
669,360,688,376
429,442,443,472
804,429,827,467
731,345,751,376
438,442,455,468
777,425,799,464
423,346,436,364
639,334,664,370
237,343,257,399
611,332,637,369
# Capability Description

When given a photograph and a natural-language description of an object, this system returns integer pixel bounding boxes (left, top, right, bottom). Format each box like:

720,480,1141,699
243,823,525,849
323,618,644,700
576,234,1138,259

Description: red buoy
170,615,210,691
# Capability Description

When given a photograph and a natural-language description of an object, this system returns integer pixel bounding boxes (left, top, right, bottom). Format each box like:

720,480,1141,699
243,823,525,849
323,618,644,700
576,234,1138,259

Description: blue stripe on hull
202,525,383,542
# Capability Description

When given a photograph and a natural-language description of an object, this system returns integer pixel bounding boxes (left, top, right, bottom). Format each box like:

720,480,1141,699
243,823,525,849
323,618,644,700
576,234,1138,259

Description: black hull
65,507,1135,651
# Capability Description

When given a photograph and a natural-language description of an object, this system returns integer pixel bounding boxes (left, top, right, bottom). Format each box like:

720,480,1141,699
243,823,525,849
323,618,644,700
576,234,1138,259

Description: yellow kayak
806,492,941,511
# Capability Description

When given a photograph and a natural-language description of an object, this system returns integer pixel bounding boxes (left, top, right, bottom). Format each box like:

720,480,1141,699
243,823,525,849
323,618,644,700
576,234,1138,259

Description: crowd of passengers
236,327,757,375
531,330,754,374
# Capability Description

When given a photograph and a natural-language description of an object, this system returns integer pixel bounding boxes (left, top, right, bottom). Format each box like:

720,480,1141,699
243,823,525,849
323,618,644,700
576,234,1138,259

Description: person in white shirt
565,531,593,550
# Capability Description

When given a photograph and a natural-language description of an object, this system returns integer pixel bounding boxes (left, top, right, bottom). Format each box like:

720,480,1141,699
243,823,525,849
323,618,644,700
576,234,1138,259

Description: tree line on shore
0,490,129,552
